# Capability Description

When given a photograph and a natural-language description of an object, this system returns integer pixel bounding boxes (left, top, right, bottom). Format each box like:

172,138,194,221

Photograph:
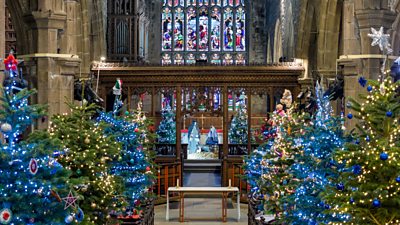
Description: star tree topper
368,27,393,54
62,191,78,209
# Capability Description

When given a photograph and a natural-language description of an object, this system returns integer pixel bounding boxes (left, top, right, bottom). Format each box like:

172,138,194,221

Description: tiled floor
154,198,248,225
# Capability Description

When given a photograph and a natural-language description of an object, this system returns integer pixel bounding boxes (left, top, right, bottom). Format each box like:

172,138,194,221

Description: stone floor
154,198,248,225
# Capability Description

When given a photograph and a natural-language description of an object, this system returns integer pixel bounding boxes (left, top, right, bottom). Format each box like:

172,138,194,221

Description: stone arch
5,0,32,54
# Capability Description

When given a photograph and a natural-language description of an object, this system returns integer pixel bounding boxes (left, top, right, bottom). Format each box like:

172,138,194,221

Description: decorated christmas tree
156,105,176,144
283,83,346,225
228,103,249,144
97,87,155,220
49,102,123,224
322,26,400,225
245,97,305,223
0,52,76,224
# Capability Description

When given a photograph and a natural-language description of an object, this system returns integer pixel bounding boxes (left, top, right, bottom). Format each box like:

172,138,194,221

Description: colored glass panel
200,53,207,60
223,54,233,65
162,8,172,51
186,7,197,51
162,54,172,65
211,0,221,6
235,7,245,51
174,0,184,6
223,8,234,51
199,0,210,6
168,0,172,6
186,0,195,6
175,54,184,65
186,53,196,64
211,53,221,64
211,7,221,51
236,53,245,65
174,8,184,51
223,0,233,6
199,8,209,51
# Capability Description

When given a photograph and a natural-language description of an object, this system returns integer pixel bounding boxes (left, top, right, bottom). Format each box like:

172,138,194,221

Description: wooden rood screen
93,63,304,200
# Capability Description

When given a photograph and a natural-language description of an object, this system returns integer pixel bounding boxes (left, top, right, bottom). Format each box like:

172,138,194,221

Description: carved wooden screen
107,0,135,61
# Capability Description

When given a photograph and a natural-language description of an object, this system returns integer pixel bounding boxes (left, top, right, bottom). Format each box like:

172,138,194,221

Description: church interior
2,0,400,224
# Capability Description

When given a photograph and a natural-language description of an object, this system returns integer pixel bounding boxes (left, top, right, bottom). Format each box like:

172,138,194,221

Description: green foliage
50,102,124,224
322,78,400,225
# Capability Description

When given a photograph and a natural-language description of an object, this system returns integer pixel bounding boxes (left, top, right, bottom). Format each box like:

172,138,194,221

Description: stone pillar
22,1,81,128
354,0,396,79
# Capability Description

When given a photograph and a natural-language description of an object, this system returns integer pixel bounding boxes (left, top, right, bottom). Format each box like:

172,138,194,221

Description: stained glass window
161,0,247,65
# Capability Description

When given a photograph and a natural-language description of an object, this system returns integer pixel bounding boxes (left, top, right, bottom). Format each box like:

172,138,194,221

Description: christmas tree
283,83,346,225
156,105,176,144
245,101,305,223
228,103,249,144
49,102,123,224
321,26,400,225
97,90,155,220
322,77,400,224
0,52,75,224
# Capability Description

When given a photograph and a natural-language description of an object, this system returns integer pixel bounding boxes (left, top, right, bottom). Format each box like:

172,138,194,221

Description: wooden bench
166,186,240,222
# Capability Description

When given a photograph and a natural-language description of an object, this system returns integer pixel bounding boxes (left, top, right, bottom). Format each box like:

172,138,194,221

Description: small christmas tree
0,52,74,224
49,102,123,224
228,103,249,144
156,105,176,144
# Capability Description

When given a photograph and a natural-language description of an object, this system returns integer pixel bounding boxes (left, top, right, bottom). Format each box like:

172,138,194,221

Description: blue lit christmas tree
228,103,249,144
156,105,176,144
0,52,76,224
97,83,155,220
284,83,346,225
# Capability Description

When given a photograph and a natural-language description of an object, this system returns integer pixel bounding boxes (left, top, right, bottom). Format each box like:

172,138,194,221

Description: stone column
22,1,81,128
354,0,396,79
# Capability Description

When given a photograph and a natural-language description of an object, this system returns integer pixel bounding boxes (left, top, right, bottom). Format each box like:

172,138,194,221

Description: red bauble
134,128,139,132
146,166,151,171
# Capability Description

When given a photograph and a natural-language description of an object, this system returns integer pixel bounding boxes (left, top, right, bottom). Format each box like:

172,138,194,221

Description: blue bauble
367,85,373,92
350,197,355,204
65,215,74,223
386,111,393,117
396,176,400,183
337,183,345,191
372,199,381,207
352,165,362,175
347,113,353,119
324,204,331,209
380,152,388,161
355,139,360,145
366,136,370,142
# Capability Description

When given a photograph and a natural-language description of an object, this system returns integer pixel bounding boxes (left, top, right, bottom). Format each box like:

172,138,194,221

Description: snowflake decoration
368,27,393,54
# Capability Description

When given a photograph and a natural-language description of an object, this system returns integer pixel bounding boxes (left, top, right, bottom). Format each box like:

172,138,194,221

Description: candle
177,179,180,188
229,179,231,188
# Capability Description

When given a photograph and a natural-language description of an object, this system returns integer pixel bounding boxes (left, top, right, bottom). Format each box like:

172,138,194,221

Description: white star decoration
368,27,393,54
62,191,78,209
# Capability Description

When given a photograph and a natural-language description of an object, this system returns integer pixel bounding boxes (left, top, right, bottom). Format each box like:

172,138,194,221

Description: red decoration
134,128,139,132
29,158,38,175
3,53,18,71
146,166,151,172
0,208,12,224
